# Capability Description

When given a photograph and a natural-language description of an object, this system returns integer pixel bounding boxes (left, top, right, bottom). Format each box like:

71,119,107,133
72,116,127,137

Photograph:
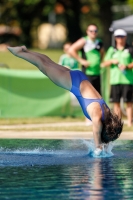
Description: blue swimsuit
69,70,109,121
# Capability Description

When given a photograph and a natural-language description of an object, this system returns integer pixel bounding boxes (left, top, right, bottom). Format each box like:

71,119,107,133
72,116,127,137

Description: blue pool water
0,139,133,199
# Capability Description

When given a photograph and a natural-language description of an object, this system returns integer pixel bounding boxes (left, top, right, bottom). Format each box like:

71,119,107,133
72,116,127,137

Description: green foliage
22,0,42,5
127,0,133,8
0,0,129,47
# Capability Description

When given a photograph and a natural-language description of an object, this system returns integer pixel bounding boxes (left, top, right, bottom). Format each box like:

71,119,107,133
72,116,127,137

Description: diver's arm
92,118,103,155
92,119,103,148
93,122,102,147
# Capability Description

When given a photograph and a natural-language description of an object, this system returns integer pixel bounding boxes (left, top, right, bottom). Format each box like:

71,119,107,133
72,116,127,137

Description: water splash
0,139,115,158
81,139,114,158
0,147,54,155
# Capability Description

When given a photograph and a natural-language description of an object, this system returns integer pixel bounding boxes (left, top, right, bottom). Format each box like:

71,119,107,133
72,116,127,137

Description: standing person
59,42,79,70
68,24,104,124
58,42,80,117
102,29,133,127
8,46,123,156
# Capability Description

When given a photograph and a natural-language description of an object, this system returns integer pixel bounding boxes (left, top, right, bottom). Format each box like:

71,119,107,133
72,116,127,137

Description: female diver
7,46,123,155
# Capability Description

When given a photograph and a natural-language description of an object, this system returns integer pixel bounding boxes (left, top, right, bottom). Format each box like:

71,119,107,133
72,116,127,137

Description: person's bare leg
7,46,71,90
85,117,92,126
126,102,132,127
113,103,121,118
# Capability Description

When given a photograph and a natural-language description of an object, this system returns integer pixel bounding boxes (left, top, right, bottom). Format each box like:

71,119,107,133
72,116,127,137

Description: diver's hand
94,148,102,156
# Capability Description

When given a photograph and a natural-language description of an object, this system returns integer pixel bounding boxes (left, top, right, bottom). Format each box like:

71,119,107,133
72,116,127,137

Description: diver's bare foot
7,46,27,56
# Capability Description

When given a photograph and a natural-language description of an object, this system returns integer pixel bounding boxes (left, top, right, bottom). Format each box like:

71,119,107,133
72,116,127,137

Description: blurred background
0,0,133,49
0,0,133,119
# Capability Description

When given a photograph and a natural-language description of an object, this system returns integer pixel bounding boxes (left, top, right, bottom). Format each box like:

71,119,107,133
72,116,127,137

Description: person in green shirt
69,24,104,93
68,24,104,125
102,29,133,127
59,42,79,70
58,42,80,117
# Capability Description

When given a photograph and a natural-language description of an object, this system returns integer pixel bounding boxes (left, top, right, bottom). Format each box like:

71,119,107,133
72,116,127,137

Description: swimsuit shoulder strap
98,99,110,121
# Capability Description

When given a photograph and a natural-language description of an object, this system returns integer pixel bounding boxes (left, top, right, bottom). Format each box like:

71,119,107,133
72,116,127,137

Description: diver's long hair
101,111,123,144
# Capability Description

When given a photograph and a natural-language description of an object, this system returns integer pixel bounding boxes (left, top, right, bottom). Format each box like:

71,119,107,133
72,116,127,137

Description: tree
97,0,128,48
14,1,47,47
0,0,128,48
0,0,49,47
56,0,82,42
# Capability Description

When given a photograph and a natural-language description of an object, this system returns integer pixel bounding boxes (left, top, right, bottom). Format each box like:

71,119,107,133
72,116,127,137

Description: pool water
0,139,133,199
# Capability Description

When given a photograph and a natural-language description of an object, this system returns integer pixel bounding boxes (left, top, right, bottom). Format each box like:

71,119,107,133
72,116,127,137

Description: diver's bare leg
7,46,71,90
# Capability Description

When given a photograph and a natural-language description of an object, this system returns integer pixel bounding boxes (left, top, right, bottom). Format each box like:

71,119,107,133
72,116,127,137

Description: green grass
0,116,84,125
0,49,63,70
0,116,132,132
0,126,93,132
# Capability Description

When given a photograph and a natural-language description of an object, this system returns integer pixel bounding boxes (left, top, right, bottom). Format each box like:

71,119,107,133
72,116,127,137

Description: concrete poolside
0,121,132,140
0,130,132,140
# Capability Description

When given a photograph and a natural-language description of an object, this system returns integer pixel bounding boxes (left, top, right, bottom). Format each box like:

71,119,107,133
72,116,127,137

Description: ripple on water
0,140,133,199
